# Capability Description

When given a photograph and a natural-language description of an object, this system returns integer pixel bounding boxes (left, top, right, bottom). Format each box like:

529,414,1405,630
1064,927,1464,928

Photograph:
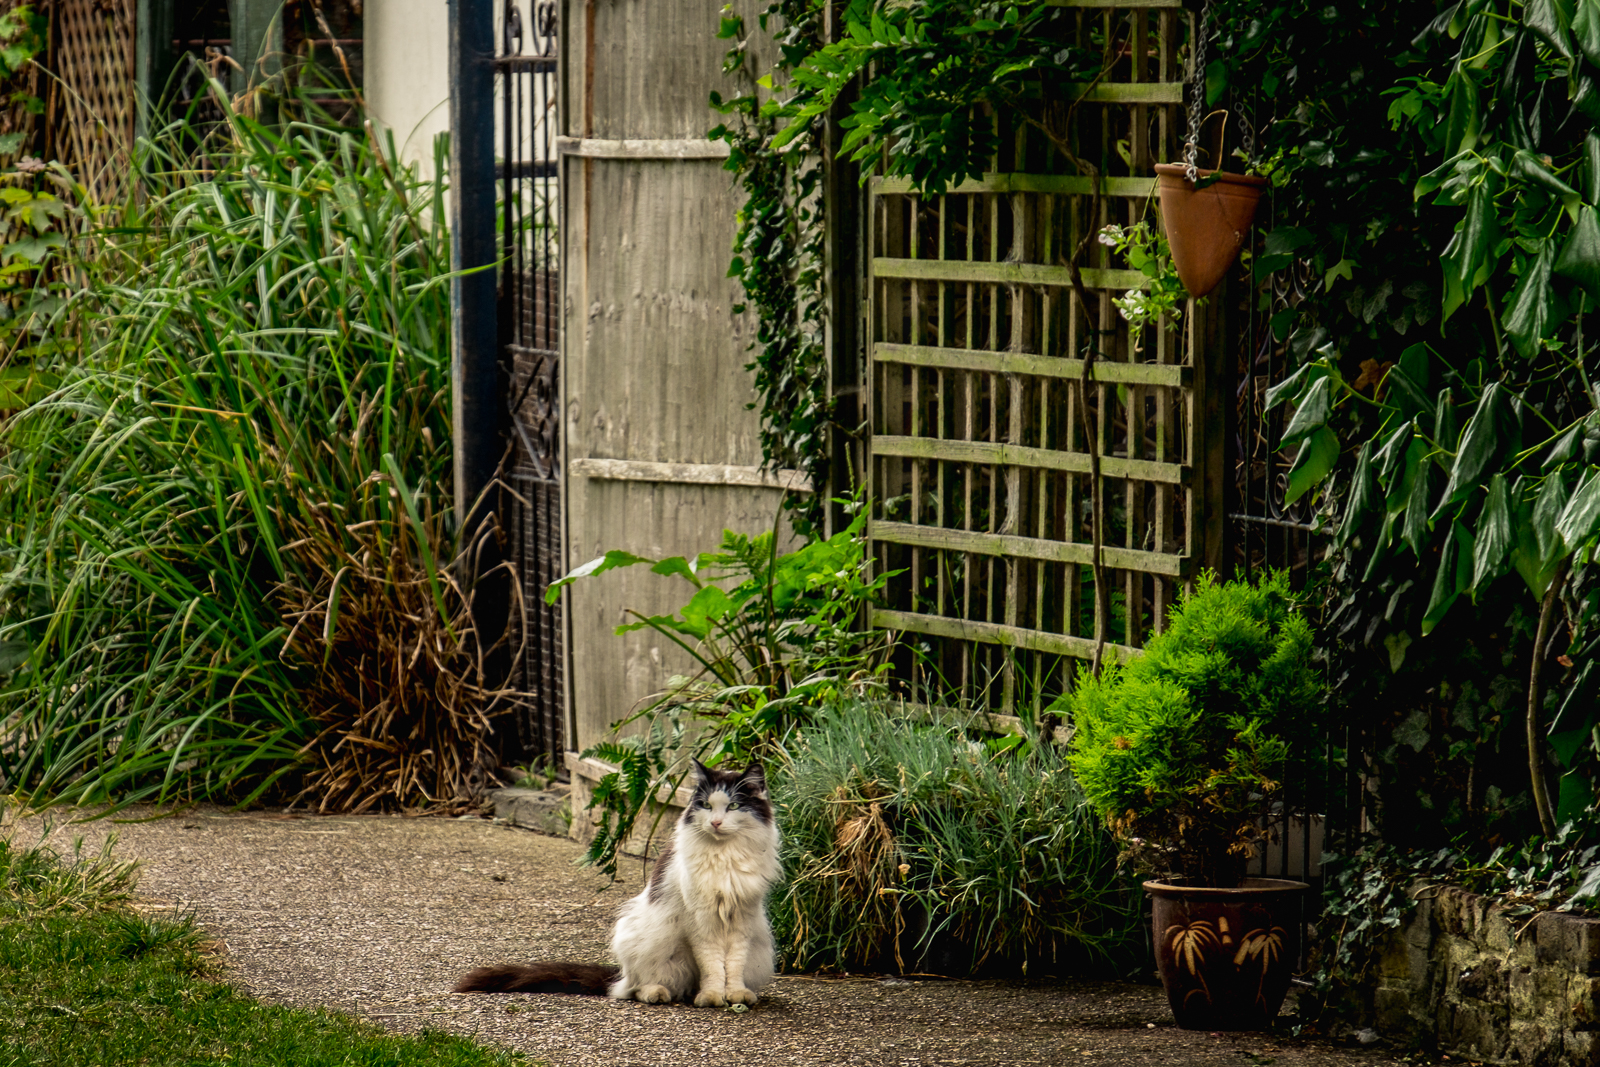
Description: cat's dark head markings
683,758,773,826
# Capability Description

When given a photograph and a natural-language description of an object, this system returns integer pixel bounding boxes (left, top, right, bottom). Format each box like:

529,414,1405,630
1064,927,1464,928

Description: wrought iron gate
497,0,564,769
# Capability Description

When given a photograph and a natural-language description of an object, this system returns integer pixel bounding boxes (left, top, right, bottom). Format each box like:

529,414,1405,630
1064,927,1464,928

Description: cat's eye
727,802,740,810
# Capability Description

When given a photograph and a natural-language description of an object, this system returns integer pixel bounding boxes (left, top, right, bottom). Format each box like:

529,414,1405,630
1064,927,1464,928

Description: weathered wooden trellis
866,0,1226,716
48,0,137,204
38,0,363,206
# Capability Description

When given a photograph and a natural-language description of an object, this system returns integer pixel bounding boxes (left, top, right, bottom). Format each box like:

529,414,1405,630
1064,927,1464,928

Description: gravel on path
7,807,1439,1067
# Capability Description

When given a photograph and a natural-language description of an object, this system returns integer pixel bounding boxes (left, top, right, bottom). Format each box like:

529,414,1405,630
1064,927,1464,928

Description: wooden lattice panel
867,0,1225,715
51,0,136,205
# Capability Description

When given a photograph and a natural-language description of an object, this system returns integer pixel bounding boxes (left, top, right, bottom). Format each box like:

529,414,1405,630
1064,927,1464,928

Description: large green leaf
1263,362,1328,412
1281,375,1334,449
1441,65,1481,159
1555,466,1600,551
1441,180,1500,323
1584,132,1600,205
1513,149,1583,219
1471,473,1514,591
1510,473,1573,596
546,549,654,604
1526,0,1577,57
1554,205,1600,306
1437,382,1513,511
1284,425,1340,505
1402,455,1436,556
1336,439,1378,549
1533,467,1572,561
1387,435,1429,518
1575,0,1600,64
1422,520,1474,634
1504,244,1563,358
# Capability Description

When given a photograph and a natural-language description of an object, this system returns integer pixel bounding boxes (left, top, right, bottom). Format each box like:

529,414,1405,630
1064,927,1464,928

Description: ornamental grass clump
1060,571,1321,888
773,701,1141,977
0,84,516,811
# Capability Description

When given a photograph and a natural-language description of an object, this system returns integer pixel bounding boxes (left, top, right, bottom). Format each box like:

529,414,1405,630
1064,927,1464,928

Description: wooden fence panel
558,0,793,766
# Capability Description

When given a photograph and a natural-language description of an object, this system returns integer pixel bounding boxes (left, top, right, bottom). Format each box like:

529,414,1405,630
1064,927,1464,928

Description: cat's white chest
673,827,780,915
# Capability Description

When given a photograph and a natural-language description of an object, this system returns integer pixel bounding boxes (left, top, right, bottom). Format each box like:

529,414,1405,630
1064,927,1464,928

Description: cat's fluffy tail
453,962,621,995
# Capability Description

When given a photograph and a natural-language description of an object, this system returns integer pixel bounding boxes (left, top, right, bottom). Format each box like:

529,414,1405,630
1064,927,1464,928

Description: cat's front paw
636,984,673,1004
726,986,759,1006
693,988,727,1008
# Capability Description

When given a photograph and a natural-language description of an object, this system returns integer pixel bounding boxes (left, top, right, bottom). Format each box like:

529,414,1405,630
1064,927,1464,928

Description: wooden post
134,0,173,139
227,0,281,94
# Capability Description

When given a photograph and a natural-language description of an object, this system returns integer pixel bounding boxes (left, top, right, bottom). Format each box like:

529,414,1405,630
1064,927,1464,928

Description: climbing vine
1198,0,1600,848
710,1,829,538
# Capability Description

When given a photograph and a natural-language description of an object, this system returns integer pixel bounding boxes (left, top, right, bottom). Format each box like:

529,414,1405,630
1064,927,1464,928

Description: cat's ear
690,757,712,782
741,760,766,792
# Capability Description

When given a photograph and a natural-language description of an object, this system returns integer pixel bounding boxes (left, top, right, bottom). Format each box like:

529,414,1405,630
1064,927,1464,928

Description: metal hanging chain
1184,1,1210,184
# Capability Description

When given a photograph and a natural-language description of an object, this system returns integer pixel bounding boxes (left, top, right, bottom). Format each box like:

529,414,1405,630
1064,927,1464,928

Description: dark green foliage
772,0,1101,194
710,3,829,537
1060,572,1321,887
1202,0,1599,849
772,702,1141,976
1306,834,1600,1025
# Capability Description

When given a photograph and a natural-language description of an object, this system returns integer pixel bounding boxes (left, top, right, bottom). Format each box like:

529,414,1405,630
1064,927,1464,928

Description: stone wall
1371,884,1600,1065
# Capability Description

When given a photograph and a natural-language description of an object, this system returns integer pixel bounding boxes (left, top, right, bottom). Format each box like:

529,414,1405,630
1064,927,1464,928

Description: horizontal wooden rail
569,457,811,491
871,520,1190,577
873,257,1148,292
872,608,1138,663
899,701,1073,744
1046,0,1187,8
555,137,730,160
874,342,1189,388
872,435,1188,485
873,174,1158,198
1067,82,1184,104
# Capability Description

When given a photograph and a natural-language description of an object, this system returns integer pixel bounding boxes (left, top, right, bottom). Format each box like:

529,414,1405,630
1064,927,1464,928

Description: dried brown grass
274,497,524,815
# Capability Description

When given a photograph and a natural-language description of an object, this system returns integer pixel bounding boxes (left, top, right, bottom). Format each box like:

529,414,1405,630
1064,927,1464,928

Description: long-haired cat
454,758,781,1007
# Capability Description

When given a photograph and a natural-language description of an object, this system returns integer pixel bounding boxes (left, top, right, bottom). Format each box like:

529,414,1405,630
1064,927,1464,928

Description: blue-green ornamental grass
772,701,1142,977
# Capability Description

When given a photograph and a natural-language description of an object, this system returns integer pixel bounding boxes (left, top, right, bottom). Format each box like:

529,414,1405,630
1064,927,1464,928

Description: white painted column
363,0,452,177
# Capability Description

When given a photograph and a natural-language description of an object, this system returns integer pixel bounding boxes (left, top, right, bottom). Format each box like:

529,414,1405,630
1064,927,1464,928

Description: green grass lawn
0,834,534,1067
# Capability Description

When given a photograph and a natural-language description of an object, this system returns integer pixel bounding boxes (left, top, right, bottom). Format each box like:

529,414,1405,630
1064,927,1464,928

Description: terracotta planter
1144,877,1308,1031
1153,164,1268,299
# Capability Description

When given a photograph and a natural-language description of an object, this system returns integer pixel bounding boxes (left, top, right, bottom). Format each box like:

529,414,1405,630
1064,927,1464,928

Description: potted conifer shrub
1059,571,1322,1030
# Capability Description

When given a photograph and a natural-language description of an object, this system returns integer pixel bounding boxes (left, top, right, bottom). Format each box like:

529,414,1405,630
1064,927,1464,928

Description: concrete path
8,808,1436,1067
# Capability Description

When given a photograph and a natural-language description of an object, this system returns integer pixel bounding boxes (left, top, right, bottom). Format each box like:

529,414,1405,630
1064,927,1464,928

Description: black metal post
824,0,863,539
450,0,500,527
450,0,512,754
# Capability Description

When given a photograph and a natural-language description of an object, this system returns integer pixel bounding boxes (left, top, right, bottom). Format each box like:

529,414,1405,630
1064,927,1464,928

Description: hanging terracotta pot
1145,877,1308,1031
1154,164,1268,299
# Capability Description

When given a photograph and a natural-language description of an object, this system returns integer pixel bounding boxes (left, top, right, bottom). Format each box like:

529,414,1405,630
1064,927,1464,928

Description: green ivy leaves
769,0,1100,195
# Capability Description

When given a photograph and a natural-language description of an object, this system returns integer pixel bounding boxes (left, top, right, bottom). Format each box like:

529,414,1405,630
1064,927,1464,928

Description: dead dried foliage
274,494,525,815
